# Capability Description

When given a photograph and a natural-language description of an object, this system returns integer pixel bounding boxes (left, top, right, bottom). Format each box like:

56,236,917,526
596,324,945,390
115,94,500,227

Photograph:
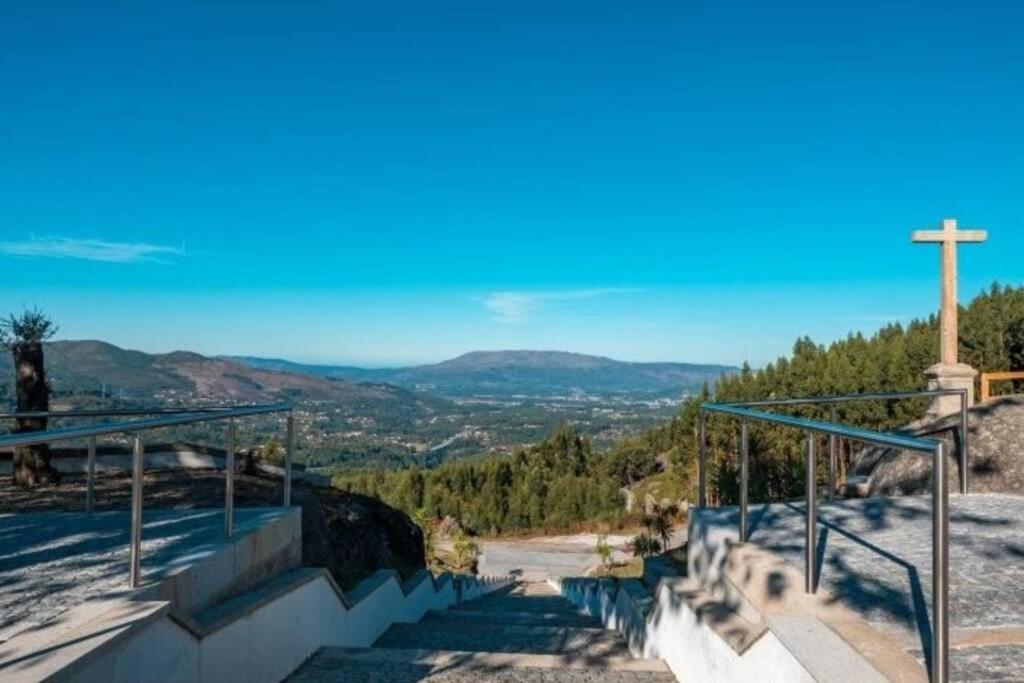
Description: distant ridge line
226,350,738,398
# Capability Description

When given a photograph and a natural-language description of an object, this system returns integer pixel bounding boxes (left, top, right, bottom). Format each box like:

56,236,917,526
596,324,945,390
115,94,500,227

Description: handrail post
225,418,236,538
86,435,97,514
739,420,749,542
805,432,817,594
129,435,143,588
959,390,969,495
284,411,295,507
932,442,949,683
828,406,838,501
698,411,707,507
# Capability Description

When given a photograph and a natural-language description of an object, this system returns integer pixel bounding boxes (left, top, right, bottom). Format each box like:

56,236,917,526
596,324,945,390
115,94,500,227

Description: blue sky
1,1,1020,367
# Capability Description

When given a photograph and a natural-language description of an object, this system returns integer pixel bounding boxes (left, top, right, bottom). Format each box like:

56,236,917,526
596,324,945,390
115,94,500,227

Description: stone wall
18,568,512,683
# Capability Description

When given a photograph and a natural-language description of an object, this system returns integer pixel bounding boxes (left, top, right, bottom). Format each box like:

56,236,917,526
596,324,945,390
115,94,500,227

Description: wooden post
980,371,1024,403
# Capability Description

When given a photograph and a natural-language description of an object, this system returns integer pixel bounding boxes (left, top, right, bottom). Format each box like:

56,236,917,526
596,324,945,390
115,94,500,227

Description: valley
0,341,732,473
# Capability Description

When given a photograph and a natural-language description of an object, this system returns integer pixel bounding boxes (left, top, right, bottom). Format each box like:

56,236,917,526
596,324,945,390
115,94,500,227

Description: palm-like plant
2,309,57,344
649,514,672,549
3,308,59,487
630,532,662,559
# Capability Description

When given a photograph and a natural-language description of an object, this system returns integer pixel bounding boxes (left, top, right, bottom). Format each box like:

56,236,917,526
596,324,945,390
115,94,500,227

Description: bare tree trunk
12,341,59,487
242,446,259,475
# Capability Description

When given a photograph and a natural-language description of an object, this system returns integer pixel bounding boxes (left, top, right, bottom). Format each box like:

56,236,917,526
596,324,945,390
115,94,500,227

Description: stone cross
912,218,987,365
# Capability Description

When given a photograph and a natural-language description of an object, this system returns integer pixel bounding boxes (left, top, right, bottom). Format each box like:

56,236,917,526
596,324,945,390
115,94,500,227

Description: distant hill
229,350,737,398
0,340,450,427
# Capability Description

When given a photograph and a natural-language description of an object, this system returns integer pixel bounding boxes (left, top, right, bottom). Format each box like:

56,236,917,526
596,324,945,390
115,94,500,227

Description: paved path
288,582,676,682
475,530,685,580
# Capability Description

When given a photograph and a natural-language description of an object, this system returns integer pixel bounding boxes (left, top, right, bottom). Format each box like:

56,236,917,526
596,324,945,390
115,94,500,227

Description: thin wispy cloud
0,236,185,264
482,288,637,323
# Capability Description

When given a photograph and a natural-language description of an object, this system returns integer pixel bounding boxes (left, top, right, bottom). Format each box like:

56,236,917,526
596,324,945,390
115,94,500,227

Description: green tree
411,508,436,567
452,530,480,574
653,284,1024,505
1008,319,1024,371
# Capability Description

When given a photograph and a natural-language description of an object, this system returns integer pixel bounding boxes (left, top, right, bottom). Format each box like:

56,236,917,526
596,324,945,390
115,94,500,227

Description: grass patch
631,469,690,507
592,558,643,579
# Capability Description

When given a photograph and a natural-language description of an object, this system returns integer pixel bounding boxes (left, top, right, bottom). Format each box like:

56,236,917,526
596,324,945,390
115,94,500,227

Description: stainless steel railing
0,406,253,419
698,399,951,683
0,403,296,588
717,388,970,495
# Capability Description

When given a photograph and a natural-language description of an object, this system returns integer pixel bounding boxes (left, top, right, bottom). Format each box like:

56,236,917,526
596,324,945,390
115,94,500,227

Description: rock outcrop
293,482,425,588
849,396,1024,496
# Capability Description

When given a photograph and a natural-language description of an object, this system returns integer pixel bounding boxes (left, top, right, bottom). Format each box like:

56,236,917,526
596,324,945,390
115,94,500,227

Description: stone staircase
287,581,676,682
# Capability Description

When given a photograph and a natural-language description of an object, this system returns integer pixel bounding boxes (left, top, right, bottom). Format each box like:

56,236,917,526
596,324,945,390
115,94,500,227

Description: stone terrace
0,508,291,643
699,494,1024,680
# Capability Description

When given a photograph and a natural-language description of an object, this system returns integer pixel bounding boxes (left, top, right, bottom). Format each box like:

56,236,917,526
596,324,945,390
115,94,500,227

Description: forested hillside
337,285,1024,533
645,283,1024,505
333,424,659,535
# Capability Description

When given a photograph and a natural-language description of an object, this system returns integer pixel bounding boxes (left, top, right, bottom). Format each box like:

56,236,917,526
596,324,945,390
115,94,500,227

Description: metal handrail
0,404,278,420
2,403,296,589
699,401,950,683
721,387,967,407
702,404,941,451
0,403,292,446
721,388,970,495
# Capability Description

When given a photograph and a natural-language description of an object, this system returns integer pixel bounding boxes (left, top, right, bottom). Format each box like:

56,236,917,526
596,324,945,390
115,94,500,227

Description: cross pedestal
923,363,977,417
912,218,987,417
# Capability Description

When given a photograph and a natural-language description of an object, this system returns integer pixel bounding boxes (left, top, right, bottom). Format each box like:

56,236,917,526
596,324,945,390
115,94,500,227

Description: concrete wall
552,576,814,683
62,613,199,683
2,508,305,683
139,508,303,615
63,570,512,683
665,508,906,683
191,570,509,683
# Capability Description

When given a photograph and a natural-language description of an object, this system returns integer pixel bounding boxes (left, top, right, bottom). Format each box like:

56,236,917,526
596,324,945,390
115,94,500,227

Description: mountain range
227,350,736,398
0,341,736,468
0,340,447,428
0,341,733,417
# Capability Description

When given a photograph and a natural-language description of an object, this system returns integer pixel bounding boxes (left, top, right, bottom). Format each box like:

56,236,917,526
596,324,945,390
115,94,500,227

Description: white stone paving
0,507,290,642
698,493,1024,679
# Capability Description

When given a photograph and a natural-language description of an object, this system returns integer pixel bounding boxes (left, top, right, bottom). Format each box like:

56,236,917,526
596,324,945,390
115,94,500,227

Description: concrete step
659,577,767,655
454,595,583,615
0,598,170,683
424,608,601,628
186,567,325,635
286,647,676,682
374,622,632,657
